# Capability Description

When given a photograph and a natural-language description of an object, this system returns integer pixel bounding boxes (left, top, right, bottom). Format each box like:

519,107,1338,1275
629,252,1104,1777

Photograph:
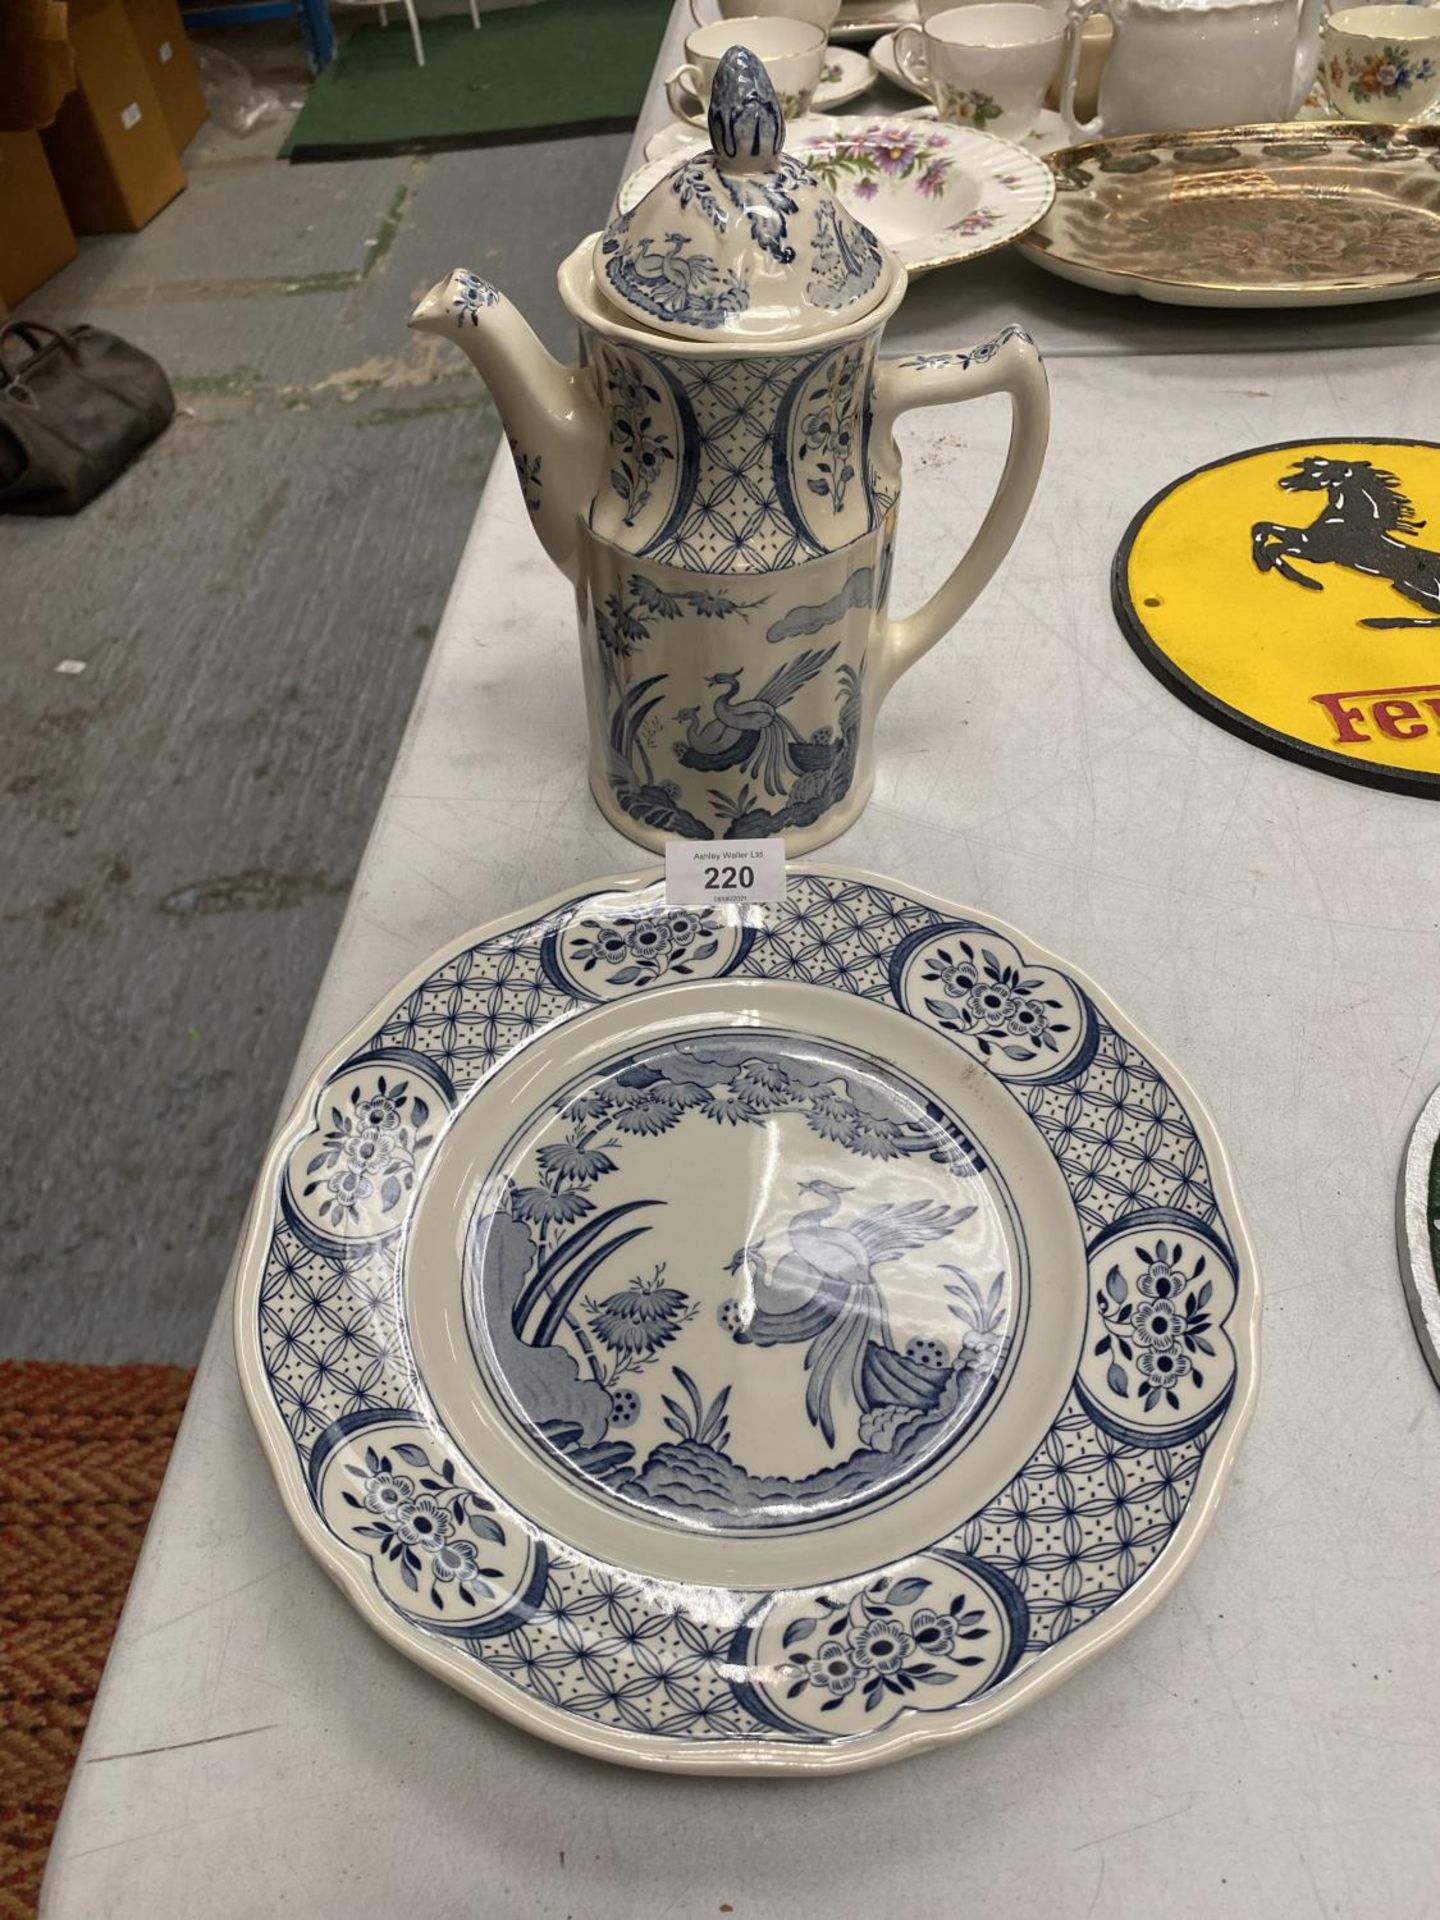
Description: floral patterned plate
1019,121,1440,307
621,117,1056,278
645,106,1071,164
234,866,1258,1774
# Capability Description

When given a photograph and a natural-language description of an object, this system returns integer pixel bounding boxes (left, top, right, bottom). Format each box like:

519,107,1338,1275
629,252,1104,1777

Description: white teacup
1321,4,1440,121
666,18,828,123
689,0,841,30
894,3,1065,138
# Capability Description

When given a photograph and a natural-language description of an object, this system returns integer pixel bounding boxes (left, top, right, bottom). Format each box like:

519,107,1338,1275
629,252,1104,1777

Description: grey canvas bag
0,320,174,515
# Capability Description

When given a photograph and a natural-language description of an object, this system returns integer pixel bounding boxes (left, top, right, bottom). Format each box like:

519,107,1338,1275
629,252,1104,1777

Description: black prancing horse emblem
1251,456,1440,628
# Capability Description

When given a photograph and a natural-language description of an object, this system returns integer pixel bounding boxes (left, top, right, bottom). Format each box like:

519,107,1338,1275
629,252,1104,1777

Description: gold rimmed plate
1018,122,1440,307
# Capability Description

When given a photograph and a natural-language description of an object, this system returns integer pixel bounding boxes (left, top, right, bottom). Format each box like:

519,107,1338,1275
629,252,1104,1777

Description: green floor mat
283,0,675,161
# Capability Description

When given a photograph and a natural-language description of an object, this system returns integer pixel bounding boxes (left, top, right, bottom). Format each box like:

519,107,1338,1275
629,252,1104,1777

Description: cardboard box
0,130,78,305
0,1,76,135
125,0,207,151
42,0,185,234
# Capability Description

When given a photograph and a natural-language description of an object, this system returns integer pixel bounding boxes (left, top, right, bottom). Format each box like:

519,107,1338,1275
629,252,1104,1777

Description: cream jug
1060,0,1325,137
411,49,1049,853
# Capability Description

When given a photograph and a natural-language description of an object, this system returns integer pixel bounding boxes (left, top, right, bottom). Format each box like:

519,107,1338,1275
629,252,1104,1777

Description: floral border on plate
235,866,1259,1773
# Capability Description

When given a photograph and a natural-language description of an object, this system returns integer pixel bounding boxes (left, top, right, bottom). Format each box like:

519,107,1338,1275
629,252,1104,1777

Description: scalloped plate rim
1397,1081,1440,1389
232,862,1260,1777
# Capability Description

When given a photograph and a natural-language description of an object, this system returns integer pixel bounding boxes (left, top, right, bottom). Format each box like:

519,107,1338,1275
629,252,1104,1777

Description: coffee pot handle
871,327,1049,691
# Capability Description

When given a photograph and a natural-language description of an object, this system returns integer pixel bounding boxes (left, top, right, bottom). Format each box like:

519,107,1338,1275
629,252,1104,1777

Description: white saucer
833,0,918,42
869,27,928,98
819,44,878,109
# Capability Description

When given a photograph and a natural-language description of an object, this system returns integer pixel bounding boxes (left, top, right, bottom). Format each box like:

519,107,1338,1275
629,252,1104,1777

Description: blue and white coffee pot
412,48,1049,852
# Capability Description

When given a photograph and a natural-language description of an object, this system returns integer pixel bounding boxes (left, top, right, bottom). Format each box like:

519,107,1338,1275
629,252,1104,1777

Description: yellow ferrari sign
1115,439,1440,795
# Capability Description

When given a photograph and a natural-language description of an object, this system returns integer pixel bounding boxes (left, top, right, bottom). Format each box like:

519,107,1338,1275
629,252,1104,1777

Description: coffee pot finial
707,44,784,173
594,35,898,339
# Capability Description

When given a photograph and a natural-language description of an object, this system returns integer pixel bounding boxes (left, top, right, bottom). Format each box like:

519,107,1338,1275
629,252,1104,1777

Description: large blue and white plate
235,867,1258,1774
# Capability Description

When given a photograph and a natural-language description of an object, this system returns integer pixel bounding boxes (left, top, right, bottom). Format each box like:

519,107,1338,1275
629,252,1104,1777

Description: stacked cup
669,0,841,123
1320,5,1440,120
894,0,1066,140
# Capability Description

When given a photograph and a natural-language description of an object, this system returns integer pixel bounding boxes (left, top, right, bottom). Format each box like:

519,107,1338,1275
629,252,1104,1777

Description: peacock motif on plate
464,1031,1019,1531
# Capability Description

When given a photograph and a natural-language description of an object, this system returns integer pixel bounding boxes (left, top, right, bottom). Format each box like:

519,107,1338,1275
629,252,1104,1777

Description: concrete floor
1,36,630,1363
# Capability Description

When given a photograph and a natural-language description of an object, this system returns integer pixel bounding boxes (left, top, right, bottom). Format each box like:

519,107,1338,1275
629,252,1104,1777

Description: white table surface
42,14,1440,1916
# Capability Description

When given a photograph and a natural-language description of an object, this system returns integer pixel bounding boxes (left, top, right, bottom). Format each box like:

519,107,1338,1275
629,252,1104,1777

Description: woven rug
0,1363,194,1919
282,0,675,161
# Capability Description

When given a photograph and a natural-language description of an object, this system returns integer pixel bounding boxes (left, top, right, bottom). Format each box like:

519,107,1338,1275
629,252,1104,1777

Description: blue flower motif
362,1469,413,1515
610,1098,681,1136
510,1185,595,1227
1138,1348,1191,1387
1006,1000,1051,1041
358,1090,405,1133
626,921,673,957
908,1607,958,1657
852,1618,913,1673
535,1142,617,1184
344,1127,387,1170
1136,1245,1184,1299
327,1165,373,1211
1132,1298,1182,1351
430,1536,482,1584
586,1273,694,1357
394,1495,453,1550
810,1640,858,1696
968,982,1017,1026
451,272,499,327
701,1092,763,1126
933,960,979,997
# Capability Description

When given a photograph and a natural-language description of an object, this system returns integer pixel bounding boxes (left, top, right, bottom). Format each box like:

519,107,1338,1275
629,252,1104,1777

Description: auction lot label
1114,439,1440,796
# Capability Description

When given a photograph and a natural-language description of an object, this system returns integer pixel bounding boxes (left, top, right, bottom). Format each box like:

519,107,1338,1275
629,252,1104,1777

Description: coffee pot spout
409,269,600,584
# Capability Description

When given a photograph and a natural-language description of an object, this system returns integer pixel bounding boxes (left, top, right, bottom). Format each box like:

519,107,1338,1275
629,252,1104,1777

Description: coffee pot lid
595,46,899,342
